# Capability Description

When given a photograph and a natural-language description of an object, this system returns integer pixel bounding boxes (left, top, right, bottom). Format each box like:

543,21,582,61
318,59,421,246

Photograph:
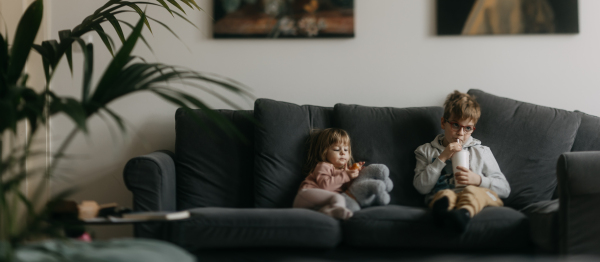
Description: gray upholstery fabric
521,199,559,253
342,205,530,251
334,104,443,207
467,89,581,210
253,99,334,208
572,111,600,152
123,150,177,239
175,108,255,210
557,152,600,255
170,208,341,250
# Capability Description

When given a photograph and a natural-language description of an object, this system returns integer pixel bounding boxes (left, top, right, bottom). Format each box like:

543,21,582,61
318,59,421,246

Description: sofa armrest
557,151,600,255
123,150,177,239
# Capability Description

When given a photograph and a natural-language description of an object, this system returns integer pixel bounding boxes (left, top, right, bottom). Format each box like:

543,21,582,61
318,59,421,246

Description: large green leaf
83,44,94,102
31,44,51,83
104,13,126,43
155,0,174,16
166,0,186,14
125,3,152,33
92,24,115,57
48,93,88,133
7,0,43,84
41,40,59,73
58,30,74,76
0,33,7,76
90,15,145,112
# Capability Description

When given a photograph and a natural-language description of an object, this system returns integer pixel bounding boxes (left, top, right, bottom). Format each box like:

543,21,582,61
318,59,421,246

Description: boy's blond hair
443,90,481,124
305,128,354,175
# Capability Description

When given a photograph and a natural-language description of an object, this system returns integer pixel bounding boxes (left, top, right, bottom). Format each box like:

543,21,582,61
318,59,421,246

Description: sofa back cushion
467,89,581,210
175,108,255,210
572,111,600,152
334,104,444,207
254,99,334,208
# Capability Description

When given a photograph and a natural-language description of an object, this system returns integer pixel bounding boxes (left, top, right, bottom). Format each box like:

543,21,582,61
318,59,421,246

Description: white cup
452,150,470,188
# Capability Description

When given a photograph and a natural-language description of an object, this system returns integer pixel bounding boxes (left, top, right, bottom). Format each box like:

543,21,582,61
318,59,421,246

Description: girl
293,128,364,220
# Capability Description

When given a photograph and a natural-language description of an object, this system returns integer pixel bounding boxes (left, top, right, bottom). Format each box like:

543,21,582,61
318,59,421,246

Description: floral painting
437,0,579,35
213,0,354,38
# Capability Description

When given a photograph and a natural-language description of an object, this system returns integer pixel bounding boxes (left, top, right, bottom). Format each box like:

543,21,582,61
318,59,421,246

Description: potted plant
0,0,252,260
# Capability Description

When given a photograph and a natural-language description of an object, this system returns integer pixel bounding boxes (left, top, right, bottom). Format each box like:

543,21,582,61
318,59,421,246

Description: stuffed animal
342,164,393,212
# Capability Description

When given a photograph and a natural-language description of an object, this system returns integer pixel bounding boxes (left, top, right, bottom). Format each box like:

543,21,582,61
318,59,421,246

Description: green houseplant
0,0,252,259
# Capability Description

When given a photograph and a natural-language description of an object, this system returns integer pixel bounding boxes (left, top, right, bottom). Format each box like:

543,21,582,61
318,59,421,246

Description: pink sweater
299,162,358,193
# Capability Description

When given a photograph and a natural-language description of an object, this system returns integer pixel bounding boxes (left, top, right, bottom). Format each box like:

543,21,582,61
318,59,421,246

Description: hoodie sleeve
313,163,350,192
413,144,446,195
478,147,511,198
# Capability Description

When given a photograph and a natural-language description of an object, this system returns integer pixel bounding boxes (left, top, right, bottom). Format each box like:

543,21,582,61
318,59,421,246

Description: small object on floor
76,232,92,242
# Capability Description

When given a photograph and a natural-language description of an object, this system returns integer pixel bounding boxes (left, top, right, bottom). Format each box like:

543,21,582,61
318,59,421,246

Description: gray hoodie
414,134,510,203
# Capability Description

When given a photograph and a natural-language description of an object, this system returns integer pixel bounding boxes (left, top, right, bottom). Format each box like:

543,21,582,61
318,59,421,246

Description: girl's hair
443,90,481,124
304,128,354,175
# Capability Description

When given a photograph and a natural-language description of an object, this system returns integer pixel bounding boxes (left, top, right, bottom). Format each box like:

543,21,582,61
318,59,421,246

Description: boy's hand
454,166,481,186
439,140,462,162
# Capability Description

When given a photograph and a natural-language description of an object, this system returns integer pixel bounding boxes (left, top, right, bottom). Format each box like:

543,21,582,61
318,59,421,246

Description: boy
413,90,510,232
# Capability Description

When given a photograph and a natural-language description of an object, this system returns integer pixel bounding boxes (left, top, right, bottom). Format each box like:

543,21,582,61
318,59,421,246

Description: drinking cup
452,150,470,188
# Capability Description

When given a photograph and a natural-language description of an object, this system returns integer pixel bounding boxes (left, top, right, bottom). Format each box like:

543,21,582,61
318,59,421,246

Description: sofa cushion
342,205,530,251
333,104,443,207
467,89,581,210
254,99,334,208
572,111,600,152
175,109,255,209
521,199,559,253
170,208,341,250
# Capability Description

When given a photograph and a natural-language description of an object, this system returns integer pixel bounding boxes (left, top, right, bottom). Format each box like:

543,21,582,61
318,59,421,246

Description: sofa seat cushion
342,205,531,251
170,208,341,250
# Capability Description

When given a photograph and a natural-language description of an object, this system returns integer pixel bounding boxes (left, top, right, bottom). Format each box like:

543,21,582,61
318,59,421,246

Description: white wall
45,0,599,239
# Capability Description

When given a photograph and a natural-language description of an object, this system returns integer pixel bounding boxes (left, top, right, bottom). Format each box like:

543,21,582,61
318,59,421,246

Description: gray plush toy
341,164,393,212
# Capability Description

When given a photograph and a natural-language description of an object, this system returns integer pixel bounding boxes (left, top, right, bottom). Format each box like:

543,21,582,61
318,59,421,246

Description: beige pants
428,186,503,217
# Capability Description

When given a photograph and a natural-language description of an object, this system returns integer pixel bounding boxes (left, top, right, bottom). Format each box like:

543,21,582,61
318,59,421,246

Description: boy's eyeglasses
445,119,476,133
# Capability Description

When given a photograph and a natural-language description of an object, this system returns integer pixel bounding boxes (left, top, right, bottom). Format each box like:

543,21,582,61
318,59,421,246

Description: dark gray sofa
123,89,600,260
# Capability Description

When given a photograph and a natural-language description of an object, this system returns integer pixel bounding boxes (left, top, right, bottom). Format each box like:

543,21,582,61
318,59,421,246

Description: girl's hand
349,162,365,171
454,166,481,186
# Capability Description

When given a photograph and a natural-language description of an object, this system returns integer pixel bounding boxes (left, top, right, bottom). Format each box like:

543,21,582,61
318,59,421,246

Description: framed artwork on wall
213,0,354,38
437,0,579,35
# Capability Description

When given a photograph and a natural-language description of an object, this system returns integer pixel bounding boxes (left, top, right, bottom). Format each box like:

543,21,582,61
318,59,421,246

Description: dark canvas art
437,0,579,35
213,0,354,38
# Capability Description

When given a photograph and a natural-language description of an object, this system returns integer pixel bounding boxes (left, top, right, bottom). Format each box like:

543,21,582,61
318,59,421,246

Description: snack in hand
349,163,362,170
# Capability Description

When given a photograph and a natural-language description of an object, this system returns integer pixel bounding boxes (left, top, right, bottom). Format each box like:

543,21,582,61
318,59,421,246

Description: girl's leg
293,188,352,219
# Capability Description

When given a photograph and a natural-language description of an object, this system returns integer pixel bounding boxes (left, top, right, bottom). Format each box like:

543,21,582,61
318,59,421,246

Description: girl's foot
319,205,353,220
